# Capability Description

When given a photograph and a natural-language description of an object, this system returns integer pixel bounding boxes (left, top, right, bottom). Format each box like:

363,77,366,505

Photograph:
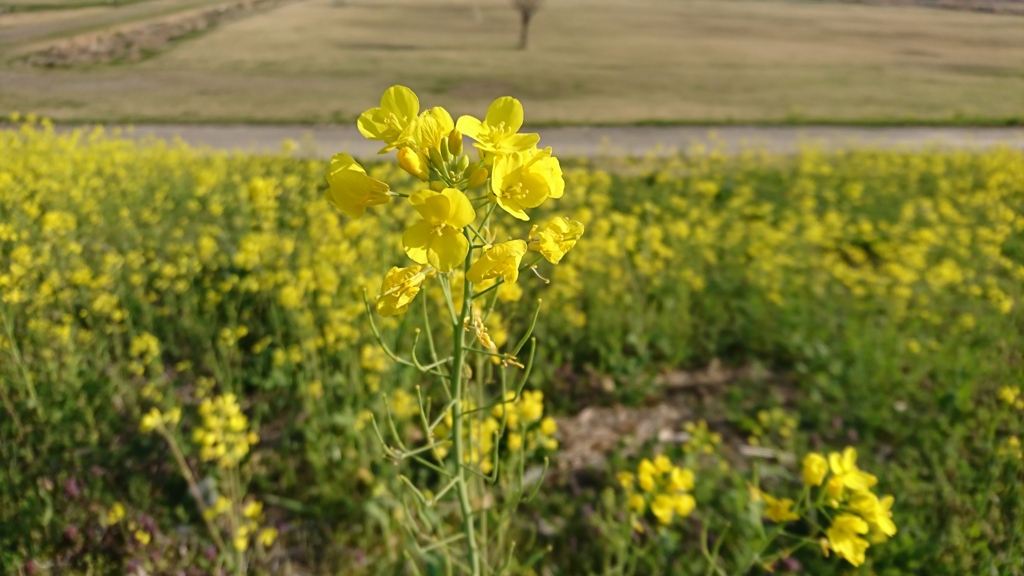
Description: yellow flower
653,455,674,473
324,153,390,218
413,106,455,151
357,85,420,153
398,147,429,181
376,265,427,317
650,493,676,525
826,514,870,566
666,467,694,492
850,491,897,542
258,527,279,547
139,407,162,433
672,493,696,518
106,502,126,525
637,459,657,492
617,471,635,490
828,447,878,492
242,500,263,519
529,217,584,264
467,240,527,284
628,493,646,513
402,188,476,272
540,416,557,436
802,452,828,487
456,96,540,161
490,147,564,221
999,386,1021,407
762,493,800,523
133,529,151,545
507,432,523,450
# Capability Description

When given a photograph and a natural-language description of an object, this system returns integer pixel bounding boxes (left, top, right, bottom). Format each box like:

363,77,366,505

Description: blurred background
2,0,1023,127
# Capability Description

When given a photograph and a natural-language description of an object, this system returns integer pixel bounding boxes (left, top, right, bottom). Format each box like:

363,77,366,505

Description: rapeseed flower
376,265,427,316
827,447,877,494
357,85,420,152
758,492,800,523
466,240,527,284
528,217,584,264
324,153,391,218
490,147,564,220
802,452,828,486
456,96,540,161
402,188,475,272
826,514,870,566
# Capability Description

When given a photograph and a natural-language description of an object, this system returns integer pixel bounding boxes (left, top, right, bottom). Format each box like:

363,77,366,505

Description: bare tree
511,0,543,50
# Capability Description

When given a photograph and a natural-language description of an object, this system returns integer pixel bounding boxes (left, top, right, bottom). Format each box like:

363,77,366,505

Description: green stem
451,229,481,576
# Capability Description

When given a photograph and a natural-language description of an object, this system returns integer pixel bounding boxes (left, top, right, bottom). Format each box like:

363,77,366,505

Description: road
63,124,1024,158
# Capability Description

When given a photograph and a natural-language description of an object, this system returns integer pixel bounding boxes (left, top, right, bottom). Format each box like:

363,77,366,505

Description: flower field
2,113,1024,574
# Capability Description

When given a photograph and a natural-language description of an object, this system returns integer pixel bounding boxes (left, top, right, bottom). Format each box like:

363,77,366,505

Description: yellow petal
441,188,476,228
485,96,524,133
429,229,469,272
381,85,419,120
456,115,484,140
402,222,433,265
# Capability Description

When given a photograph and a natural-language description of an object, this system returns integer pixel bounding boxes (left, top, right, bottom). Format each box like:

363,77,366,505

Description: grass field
1,0,1024,125
2,115,1024,574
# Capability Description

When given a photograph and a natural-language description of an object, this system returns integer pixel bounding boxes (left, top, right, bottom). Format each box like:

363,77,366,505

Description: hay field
1,0,1023,124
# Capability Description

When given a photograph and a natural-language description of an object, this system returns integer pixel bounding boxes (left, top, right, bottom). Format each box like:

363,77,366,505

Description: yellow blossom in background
803,452,828,486
999,386,1024,409
106,502,126,526
258,527,279,547
466,240,527,284
620,456,697,528
402,188,475,272
376,265,427,316
357,85,420,153
133,529,151,545
192,393,258,467
762,493,800,523
324,153,391,218
456,96,540,161
490,147,564,221
528,217,584,264
139,407,181,433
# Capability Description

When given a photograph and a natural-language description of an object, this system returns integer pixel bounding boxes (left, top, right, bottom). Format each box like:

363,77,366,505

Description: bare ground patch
22,0,297,66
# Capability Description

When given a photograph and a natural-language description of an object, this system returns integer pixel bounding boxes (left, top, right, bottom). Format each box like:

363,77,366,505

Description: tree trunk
518,11,532,49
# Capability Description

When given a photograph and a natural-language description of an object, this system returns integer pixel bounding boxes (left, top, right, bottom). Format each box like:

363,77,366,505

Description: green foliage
1,121,1023,573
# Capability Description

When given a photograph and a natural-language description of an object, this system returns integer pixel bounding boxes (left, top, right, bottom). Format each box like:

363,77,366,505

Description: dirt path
88,124,1024,158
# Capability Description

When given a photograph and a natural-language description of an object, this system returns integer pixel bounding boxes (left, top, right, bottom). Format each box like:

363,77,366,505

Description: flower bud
440,136,451,161
468,166,488,189
430,181,446,191
428,146,445,169
398,148,429,181
449,129,463,156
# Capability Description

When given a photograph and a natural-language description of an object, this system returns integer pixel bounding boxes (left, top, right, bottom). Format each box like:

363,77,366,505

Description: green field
2,115,1024,573
2,0,1024,125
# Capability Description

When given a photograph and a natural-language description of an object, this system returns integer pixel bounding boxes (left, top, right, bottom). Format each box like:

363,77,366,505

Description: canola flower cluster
617,455,697,527
192,393,259,467
800,448,897,566
324,85,583,320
